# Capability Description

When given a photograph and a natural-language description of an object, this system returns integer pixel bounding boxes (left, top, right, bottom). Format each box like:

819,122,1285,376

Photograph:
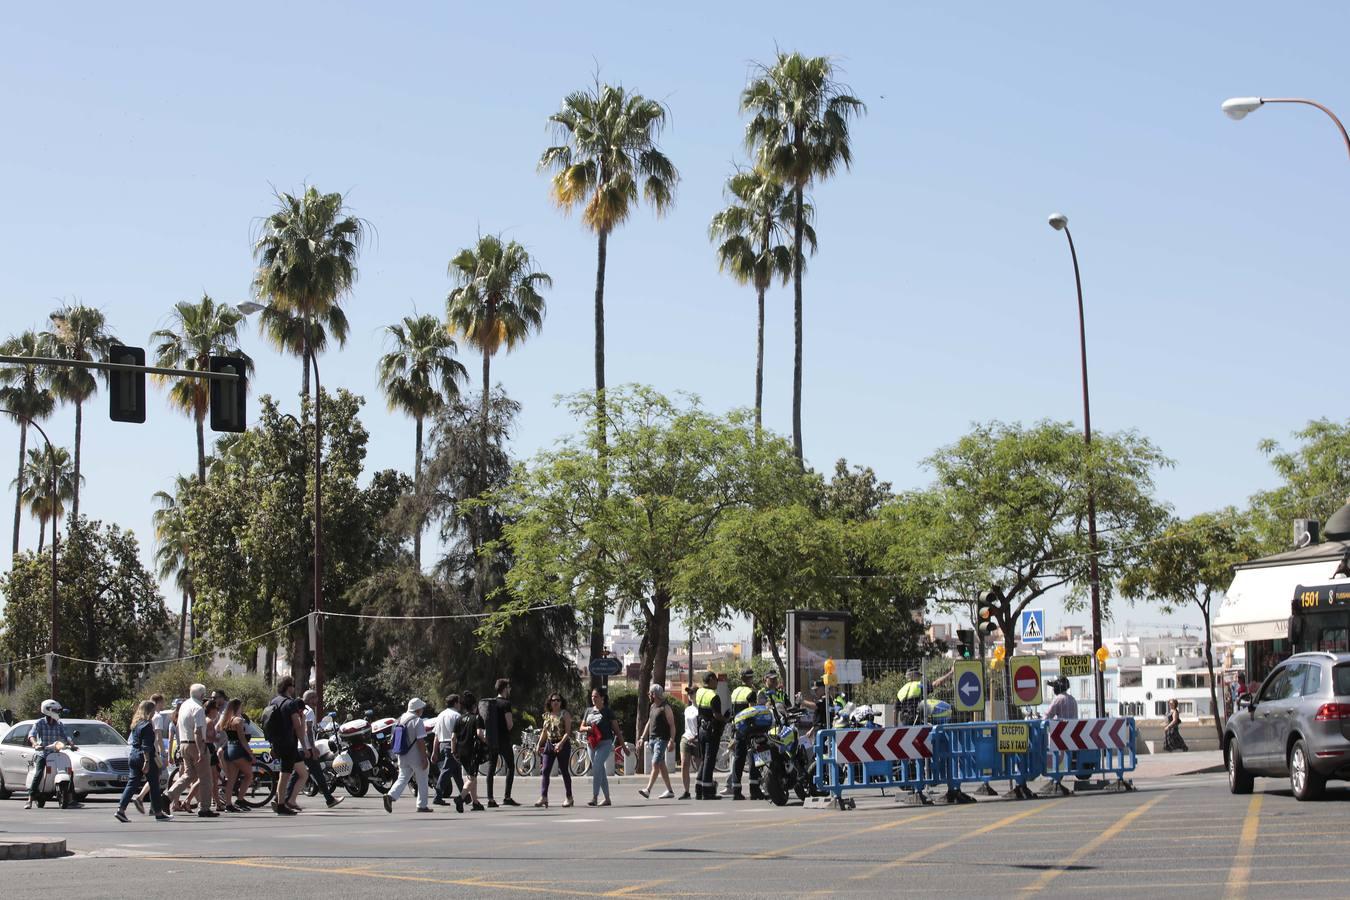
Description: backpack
259,701,282,741
390,718,418,756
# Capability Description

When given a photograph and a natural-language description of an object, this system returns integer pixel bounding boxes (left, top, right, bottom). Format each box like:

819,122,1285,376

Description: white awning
1214,559,1342,642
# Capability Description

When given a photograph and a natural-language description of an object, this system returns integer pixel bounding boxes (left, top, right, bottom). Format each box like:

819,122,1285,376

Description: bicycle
515,728,540,777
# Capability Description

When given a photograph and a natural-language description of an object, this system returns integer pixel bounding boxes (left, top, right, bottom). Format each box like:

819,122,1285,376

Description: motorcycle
333,711,380,798
368,714,399,793
761,708,820,806
301,714,342,799
28,740,77,809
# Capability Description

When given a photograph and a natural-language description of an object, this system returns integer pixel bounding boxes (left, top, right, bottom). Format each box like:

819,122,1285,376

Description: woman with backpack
382,698,432,814
452,691,485,812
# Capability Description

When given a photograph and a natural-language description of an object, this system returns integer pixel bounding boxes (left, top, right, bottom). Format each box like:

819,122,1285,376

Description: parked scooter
29,740,78,809
368,714,399,793
761,708,819,806
332,711,380,798
301,714,342,798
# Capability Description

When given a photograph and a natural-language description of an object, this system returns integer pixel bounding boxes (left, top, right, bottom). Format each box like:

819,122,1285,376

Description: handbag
586,723,602,749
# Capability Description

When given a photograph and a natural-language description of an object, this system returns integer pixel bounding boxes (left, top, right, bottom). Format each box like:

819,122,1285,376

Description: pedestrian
482,678,519,808
166,684,215,817
383,698,433,814
264,675,308,816
451,690,485,811
115,700,172,823
26,699,78,810
583,687,624,807
1232,672,1249,707
722,669,756,797
301,690,344,809
432,694,465,811
135,693,172,813
1045,677,1078,720
760,671,787,716
534,692,573,808
202,698,227,812
220,698,253,811
692,671,726,801
636,684,676,800
1163,699,1188,753
209,689,229,809
678,684,700,800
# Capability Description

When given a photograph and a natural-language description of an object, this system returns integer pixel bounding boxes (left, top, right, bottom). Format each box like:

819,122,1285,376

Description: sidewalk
1131,749,1224,778
0,836,66,860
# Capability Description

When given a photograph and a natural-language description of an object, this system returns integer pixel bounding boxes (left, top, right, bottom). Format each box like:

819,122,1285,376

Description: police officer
760,671,787,718
895,667,954,726
694,671,725,801
729,669,761,804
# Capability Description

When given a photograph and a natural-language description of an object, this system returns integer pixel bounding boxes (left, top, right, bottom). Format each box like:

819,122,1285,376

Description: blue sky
2,2,1347,639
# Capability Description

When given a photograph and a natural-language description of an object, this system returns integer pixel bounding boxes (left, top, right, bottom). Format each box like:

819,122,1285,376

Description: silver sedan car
1224,651,1350,800
0,719,133,800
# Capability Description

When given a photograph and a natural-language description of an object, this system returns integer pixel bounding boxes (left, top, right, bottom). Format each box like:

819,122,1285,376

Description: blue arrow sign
958,670,982,705
1020,608,1044,644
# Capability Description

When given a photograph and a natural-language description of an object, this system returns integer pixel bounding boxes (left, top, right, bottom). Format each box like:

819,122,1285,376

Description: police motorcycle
301,713,343,798
332,710,381,797
761,706,822,806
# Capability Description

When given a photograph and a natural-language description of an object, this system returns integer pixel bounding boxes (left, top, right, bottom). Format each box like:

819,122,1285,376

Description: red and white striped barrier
1046,718,1129,752
834,726,933,764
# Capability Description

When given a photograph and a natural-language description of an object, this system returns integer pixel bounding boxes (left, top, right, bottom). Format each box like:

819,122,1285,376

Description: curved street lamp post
2,410,60,691
1222,96,1350,160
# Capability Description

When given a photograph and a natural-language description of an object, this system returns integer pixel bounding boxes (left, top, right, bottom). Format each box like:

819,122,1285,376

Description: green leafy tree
709,168,814,434
44,303,115,523
1121,509,1261,741
494,387,803,747
742,52,865,465
252,186,366,400
1249,419,1350,553
152,476,196,658
11,446,79,553
0,517,170,715
150,294,254,484
378,313,468,567
0,330,56,556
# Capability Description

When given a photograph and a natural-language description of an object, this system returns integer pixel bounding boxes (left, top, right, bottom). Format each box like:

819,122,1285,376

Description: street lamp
1046,213,1107,719
1221,96,1350,160
237,302,326,709
2,411,59,692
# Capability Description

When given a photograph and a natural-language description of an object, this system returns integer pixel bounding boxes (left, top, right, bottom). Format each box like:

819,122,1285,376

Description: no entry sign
1010,655,1042,706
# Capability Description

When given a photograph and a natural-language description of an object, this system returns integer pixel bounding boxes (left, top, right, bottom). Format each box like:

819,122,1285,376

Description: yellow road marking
1224,793,1263,899
1019,794,1163,893
851,801,1064,881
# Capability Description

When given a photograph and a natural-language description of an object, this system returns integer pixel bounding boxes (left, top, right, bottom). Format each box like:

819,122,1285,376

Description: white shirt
433,708,461,743
176,698,206,744
683,705,699,740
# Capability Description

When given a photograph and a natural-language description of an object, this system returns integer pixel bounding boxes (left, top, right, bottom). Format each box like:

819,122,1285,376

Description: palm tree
150,295,254,485
0,330,56,557
446,234,550,433
378,313,468,566
709,168,816,435
741,52,865,464
152,478,195,658
252,186,366,400
44,303,115,523
538,81,677,450
256,304,350,401
11,445,78,553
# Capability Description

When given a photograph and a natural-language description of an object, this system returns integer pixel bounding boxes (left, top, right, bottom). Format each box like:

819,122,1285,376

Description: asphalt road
2,773,1348,897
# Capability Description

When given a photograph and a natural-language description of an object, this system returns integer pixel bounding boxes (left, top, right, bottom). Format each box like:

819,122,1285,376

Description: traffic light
977,587,1003,637
107,345,146,423
956,629,975,660
209,355,248,433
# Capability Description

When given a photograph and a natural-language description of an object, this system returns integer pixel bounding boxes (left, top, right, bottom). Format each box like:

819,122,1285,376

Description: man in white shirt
383,698,431,814
431,694,464,809
165,684,216,817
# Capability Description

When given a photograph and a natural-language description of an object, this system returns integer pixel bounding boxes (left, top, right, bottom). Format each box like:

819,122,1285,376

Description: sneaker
454,796,465,814
637,788,650,799
586,798,599,807
433,799,448,807
501,797,520,807
198,810,219,818
154,813,173,822
470,802,485,811
678,791,690,800
382,795,394,814
658,790,675,799
416,807,433,813
599,798,611,807
326,797,344,809
487,800,499,808
273,804,297,816
114,810,129,823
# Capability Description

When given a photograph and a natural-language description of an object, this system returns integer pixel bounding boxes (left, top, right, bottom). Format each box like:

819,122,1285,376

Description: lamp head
236,301,267,315
1047,213,1069,231
1222,97,1264,120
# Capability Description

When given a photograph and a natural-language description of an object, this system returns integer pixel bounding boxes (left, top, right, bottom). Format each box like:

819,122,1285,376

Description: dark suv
1224,651,1350,800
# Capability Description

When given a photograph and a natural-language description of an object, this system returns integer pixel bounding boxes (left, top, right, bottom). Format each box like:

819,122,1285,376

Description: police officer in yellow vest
694,671,725,801
760,671,787,717
895,667,953,726
723,669,758,799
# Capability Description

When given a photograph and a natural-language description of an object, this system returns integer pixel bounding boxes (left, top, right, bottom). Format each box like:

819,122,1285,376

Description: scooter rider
1045,676,1078,720
694,671,725,800
723,669,757,798
26,699,77,810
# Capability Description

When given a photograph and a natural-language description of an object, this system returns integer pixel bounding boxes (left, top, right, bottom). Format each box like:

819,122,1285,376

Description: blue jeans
120,755,161,813
590,739,613,801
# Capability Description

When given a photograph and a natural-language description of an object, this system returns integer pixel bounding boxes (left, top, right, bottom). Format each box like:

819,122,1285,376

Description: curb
0,837,67,860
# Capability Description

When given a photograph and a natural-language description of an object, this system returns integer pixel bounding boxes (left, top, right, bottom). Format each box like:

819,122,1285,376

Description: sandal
562,797,573,808
534,798,548,808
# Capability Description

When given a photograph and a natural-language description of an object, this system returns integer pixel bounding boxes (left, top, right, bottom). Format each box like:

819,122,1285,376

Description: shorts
648,737,669,760
224,744,248,764
680,736,700,763
274,744,300,773
206,745,220,768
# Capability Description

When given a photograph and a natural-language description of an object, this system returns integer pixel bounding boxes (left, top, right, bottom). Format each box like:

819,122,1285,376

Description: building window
1154,701,1168,717
1177,701,1195,717
1120,671,1142,687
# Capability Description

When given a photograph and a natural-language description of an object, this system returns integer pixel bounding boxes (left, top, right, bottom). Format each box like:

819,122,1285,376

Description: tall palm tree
709,169,816,435
538,81,677,450
252,186,366,400
11,445,78,553
150,295,254,485
44,303,115,523
256,304,350,401
742,52,865,464
0,330,56,557
378,313,469,567
152,478,195,658
446,234,550,433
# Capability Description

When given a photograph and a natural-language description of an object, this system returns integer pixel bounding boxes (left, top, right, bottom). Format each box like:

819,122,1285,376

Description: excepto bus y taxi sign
1059,654,1092,678
997,723,1030,754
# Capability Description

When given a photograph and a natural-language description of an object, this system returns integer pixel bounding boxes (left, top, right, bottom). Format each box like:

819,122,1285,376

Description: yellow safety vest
896,680,923,702
696,687,718,710
730,685,754,707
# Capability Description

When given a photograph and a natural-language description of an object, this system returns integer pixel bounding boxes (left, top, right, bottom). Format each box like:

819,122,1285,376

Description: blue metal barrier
1041,717,1137,789
813,727,937,802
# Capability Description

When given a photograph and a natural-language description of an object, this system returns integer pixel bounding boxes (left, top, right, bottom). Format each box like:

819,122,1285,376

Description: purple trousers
540,742,572,799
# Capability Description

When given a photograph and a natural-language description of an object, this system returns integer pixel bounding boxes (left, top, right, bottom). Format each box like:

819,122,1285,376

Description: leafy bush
96,697,140,736
0,677,53,720
137,662,272,719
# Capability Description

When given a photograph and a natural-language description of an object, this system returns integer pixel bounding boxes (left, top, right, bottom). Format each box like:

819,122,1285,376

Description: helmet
1049,676,1069,695
40,699,61,719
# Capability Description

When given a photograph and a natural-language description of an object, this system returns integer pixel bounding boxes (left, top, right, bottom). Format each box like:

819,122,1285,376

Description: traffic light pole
0,355,242,383
309,347,325,712
0,410,59,692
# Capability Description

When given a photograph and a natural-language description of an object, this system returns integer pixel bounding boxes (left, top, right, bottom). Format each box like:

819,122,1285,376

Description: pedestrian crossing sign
1020,608,1044,644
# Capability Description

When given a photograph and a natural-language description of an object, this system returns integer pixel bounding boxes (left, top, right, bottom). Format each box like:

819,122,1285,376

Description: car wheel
1290,740,1326,801
1227,740,1253,795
